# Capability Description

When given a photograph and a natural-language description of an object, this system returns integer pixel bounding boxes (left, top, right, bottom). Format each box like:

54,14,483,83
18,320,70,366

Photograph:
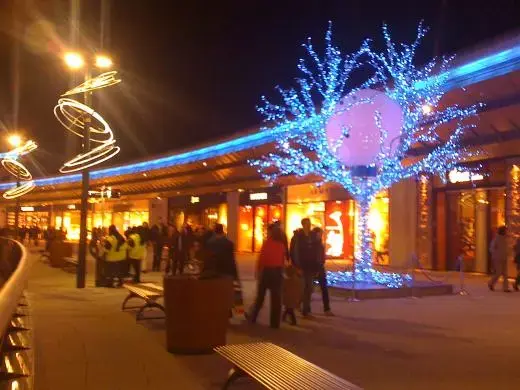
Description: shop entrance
444,188,505,272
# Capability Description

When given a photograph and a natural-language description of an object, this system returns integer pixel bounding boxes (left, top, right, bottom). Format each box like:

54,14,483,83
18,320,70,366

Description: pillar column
389,178,417,268
506,161,520,277
416,175,433,268
226,191,240,245
149,198,168,226
475,190,488,273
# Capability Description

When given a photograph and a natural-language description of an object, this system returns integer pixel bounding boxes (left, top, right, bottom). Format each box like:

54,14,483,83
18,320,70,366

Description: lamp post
63,51,113,288
7,134,22,237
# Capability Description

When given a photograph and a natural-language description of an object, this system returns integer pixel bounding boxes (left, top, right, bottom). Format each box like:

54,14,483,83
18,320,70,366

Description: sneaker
324,310,335,317
302,313,315,319
488,283,495,292
504,289,512,293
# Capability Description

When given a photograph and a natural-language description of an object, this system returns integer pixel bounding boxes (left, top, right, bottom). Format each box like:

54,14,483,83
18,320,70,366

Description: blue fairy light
250,22,481,287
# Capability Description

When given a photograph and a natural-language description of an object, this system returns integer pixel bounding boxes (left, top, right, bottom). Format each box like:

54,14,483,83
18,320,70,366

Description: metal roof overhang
4,33,520,205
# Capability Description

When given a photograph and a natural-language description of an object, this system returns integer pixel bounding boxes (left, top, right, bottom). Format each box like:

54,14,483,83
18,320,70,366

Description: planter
164,275,233,354
49,241,73,268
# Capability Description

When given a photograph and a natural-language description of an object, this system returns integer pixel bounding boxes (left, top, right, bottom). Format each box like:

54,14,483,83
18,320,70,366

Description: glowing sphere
325,89,404,166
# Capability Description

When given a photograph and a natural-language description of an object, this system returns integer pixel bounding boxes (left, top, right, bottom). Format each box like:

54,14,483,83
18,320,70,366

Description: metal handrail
0,238,30,338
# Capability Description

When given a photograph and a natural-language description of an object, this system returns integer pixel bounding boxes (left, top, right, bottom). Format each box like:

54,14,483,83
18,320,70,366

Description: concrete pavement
25,250,520,389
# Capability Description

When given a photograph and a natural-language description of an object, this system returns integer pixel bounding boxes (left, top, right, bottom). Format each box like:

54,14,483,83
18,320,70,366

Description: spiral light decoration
1,140,38,199
55,71,121,173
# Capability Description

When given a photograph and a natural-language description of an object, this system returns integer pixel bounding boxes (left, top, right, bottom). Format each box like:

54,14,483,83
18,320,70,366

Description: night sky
0,0,519,177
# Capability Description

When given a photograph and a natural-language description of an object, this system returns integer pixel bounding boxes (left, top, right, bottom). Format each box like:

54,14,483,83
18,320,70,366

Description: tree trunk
354,196,373,281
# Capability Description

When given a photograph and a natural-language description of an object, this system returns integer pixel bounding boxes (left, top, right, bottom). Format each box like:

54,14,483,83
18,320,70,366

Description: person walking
250,224,285,328
128,227,146,283
165,224,178,275
151,218,167,272
290,218,320,318
513,237,520,291
103,225,128,287
312,227,334,316
207,224,238,279
488,225,510,292
282,265,303,326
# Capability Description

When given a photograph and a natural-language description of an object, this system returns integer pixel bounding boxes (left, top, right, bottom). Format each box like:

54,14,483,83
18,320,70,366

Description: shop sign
88,186,121,199
67,204,76,210
448,169,484,184
249,192,268,201
190,196,200,204
20,206,34,212
287,183,350,203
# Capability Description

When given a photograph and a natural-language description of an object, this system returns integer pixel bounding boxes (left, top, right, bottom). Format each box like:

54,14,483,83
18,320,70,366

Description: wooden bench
121,283,165,321
215,342,362,390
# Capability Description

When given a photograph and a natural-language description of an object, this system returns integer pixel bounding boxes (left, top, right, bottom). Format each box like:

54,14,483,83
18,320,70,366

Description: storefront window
286,202,325,239
8,211,49,230
218,203,228,230
286,194,389,262
237,203,284,252
324,200,354,259
238,206,253,252
368,196,390,255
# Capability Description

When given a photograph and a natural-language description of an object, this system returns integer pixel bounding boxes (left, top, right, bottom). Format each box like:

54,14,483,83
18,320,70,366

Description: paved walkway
26,250,520,389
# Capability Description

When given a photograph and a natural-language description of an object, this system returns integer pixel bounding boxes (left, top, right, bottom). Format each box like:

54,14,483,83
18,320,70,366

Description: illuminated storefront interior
435,163,506,273
168,194,227,231
285,184,389,262
7,207,50,230
237,204,283,252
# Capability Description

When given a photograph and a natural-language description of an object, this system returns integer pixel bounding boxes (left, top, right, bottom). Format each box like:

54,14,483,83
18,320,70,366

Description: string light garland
55,71,121,173
1,140,38,199
250,22,481,287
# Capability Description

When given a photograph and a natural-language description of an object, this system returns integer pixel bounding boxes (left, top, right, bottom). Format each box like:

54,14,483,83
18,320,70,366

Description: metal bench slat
215,343,359,389
216,343,361,390
244,343,323,388
124,286,161,299
229,345,315,390
251,343,354,388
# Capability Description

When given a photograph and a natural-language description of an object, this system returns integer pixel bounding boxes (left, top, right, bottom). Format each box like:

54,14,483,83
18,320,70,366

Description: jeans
250,267,283,328
129,258,141,283
489,259,508,291
152,243,162,271
302,272,315,315
317,267,331,312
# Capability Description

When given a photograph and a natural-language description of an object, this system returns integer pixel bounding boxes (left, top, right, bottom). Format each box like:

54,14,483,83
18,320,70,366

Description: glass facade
285,192,389,262
237,203,283,252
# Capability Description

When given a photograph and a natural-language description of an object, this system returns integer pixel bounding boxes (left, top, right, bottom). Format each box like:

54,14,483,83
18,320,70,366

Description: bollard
409,253,420,299
458,255,469,295
347,259,360,302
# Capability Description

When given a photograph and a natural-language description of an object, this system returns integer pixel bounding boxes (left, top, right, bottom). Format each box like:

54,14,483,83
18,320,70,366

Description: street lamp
63,50,114,289
7,134,22,148
6,134,24,236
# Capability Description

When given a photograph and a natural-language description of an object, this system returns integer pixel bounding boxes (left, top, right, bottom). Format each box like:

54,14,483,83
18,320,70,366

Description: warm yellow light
95,54,113,69
421,103,433,115
64,51,85,69
7,134,22,148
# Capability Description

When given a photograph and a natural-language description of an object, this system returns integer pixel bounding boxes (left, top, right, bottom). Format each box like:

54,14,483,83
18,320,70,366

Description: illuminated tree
250,23,480,286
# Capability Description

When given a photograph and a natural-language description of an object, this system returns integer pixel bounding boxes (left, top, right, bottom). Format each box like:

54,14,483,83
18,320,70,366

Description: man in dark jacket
290,218,320,318
151,218,167,272
206,224,237,279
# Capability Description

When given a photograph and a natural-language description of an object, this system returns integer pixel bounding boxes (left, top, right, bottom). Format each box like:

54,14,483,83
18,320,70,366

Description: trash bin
164,275,233,354
49,241,73,268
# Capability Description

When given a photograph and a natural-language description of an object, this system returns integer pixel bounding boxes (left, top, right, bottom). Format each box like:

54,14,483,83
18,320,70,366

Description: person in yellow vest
104,225,127,287
127,226,146,283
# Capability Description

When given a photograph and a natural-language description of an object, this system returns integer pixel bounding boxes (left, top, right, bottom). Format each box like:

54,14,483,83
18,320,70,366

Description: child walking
282,265,303,326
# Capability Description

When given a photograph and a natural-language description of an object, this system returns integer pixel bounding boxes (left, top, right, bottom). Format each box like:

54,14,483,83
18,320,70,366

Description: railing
0,237,33,388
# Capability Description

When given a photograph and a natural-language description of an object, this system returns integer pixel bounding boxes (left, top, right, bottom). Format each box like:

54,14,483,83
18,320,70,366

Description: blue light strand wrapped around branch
250,22,481,288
